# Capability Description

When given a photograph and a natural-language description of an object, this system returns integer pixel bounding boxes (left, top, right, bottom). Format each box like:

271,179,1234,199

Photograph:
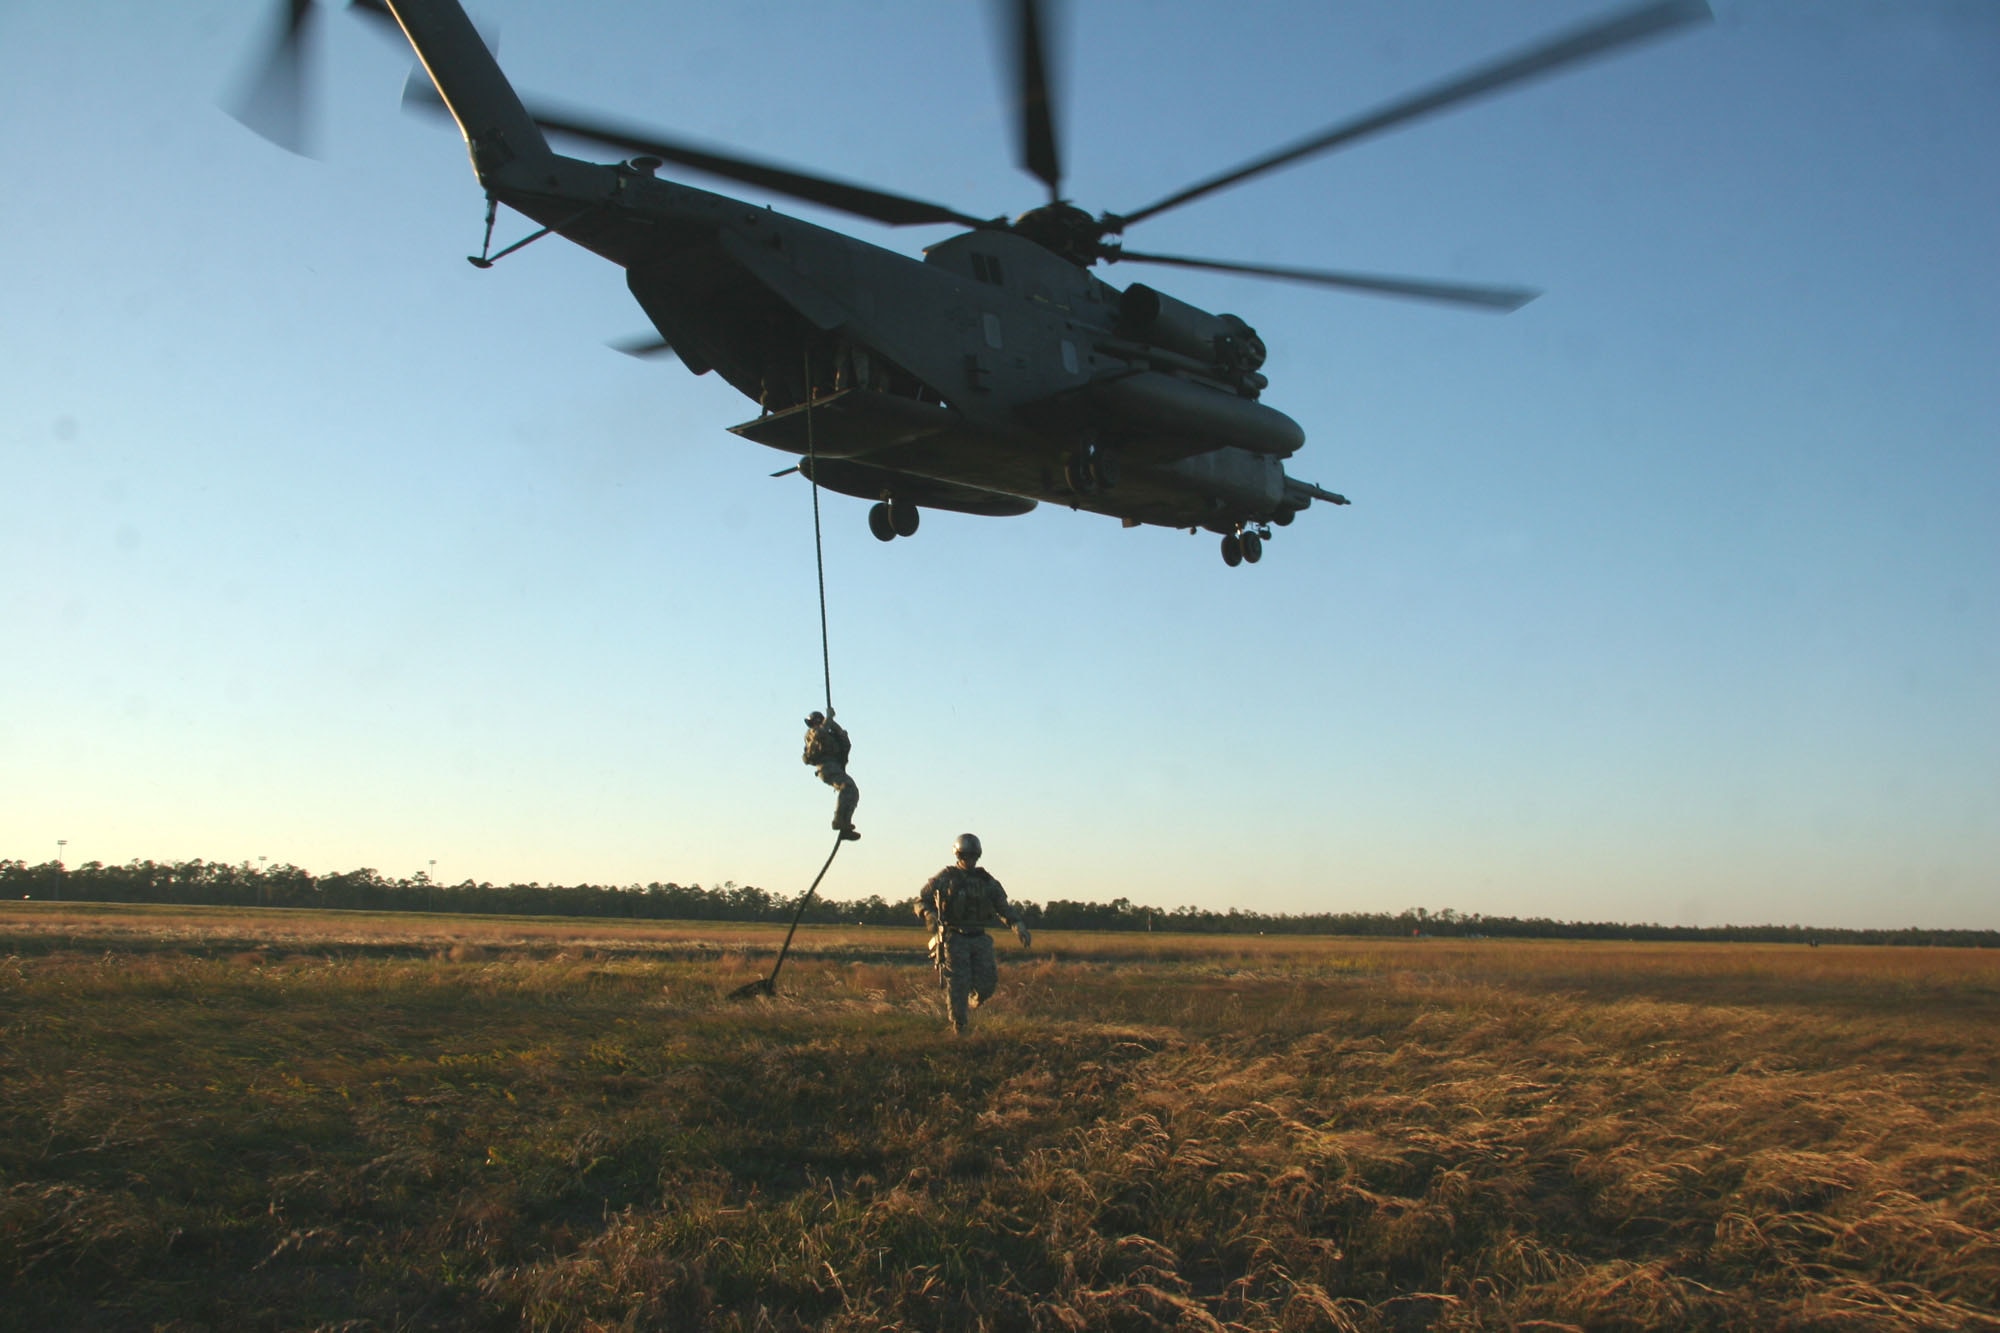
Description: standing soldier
803,709,860,840
917,833,1031,1034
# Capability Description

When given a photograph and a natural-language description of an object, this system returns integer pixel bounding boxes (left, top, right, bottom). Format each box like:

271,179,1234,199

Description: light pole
55,840,67,902
428,859,437,912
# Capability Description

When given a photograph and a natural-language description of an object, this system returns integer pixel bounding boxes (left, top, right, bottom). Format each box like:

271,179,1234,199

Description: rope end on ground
723,830,851,1001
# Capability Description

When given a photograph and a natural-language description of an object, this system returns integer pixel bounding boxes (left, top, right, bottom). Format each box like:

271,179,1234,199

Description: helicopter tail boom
382,0,552,178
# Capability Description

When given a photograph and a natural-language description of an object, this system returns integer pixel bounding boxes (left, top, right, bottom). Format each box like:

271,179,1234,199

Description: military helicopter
234,0,1711,567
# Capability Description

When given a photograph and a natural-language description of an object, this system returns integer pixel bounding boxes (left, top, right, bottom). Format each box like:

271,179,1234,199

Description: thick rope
806,353,832,716
728,354,841,1002
730,831,845,999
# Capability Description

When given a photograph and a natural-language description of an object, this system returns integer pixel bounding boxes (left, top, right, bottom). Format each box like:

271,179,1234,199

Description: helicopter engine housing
1118,283,1267,376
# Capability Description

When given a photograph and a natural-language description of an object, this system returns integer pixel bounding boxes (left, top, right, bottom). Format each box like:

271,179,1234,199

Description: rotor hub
1010,202,1109,268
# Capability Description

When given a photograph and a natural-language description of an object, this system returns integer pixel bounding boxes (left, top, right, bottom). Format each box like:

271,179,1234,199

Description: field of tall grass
3,901,1996,1330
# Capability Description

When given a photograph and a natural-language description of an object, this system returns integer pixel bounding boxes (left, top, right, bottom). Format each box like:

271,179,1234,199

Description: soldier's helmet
806,711,825,726
954,833,982,864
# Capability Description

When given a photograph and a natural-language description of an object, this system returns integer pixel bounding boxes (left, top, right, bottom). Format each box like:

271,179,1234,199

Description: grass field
3,902,1997,1331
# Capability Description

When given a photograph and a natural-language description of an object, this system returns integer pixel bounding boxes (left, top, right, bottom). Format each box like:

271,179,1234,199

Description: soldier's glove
1013,922,1032,949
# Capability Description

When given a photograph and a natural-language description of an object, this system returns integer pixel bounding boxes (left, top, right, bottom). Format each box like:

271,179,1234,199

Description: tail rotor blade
228,1,406,156
228,0,319,156
401,65,450,119
348,0,399,33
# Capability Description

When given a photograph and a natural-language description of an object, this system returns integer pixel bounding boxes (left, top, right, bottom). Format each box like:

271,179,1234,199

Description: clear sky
3,2,1994,928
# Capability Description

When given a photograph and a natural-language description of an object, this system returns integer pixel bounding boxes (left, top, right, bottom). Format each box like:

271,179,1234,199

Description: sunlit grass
3,904,1996,1329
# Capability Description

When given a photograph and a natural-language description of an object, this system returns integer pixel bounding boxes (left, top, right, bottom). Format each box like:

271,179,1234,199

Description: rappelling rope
806,351,833,716
732,830,847,999
729,357,842,1001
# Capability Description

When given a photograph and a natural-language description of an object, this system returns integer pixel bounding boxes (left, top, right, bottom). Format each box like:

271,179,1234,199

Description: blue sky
3,1,1994,928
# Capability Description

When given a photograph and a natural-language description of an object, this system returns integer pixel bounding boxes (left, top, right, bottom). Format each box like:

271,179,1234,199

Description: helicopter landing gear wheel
1089,445,1119,490
890,498,920,537
1064,439,1117,494
1241,530,1263,563
868,502,896,542
1220,532,1243,567
1064,453,1091,494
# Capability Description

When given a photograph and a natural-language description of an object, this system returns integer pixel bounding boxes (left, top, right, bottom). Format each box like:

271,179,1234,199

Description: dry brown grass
2,903,1996,1331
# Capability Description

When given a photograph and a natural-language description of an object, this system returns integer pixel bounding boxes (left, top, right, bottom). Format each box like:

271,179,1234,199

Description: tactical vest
805,722,850,766
940,867,1000,929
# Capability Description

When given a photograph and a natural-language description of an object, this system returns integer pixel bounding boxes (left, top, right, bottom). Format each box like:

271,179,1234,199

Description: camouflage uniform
802,714,859,834
918,863,1020,1033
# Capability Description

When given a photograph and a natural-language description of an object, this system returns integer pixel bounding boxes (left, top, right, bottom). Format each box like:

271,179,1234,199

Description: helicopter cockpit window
970,253,1005,286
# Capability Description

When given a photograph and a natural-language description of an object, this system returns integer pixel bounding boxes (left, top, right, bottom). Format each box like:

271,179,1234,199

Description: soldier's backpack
805,721,851,766
941,868,997,928
820,722,851,765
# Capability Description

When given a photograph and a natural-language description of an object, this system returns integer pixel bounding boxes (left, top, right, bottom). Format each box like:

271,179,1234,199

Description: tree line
3,859,1994,948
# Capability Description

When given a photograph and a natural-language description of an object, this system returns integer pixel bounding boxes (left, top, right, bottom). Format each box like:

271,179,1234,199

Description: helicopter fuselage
478,149,1342,537
266,0,1710,563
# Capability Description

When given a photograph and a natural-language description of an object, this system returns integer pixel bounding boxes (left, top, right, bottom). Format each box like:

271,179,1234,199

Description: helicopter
233,0,1711,567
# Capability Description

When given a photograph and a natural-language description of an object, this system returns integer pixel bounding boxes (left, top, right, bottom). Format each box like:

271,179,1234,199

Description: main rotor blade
227,0,317,156
1114,0,1712,230
1006,0,1063,201
1113,250,1540,311
524,105,991,230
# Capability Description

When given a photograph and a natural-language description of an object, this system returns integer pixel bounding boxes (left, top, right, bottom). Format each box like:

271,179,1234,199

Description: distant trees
0,859,919,927
1020,898,1999,948
2,858,1994,947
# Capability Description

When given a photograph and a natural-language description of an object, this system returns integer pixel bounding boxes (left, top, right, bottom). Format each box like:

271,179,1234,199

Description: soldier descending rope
917,833,1031,1034
727,362,861,1004
803,709,860,840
